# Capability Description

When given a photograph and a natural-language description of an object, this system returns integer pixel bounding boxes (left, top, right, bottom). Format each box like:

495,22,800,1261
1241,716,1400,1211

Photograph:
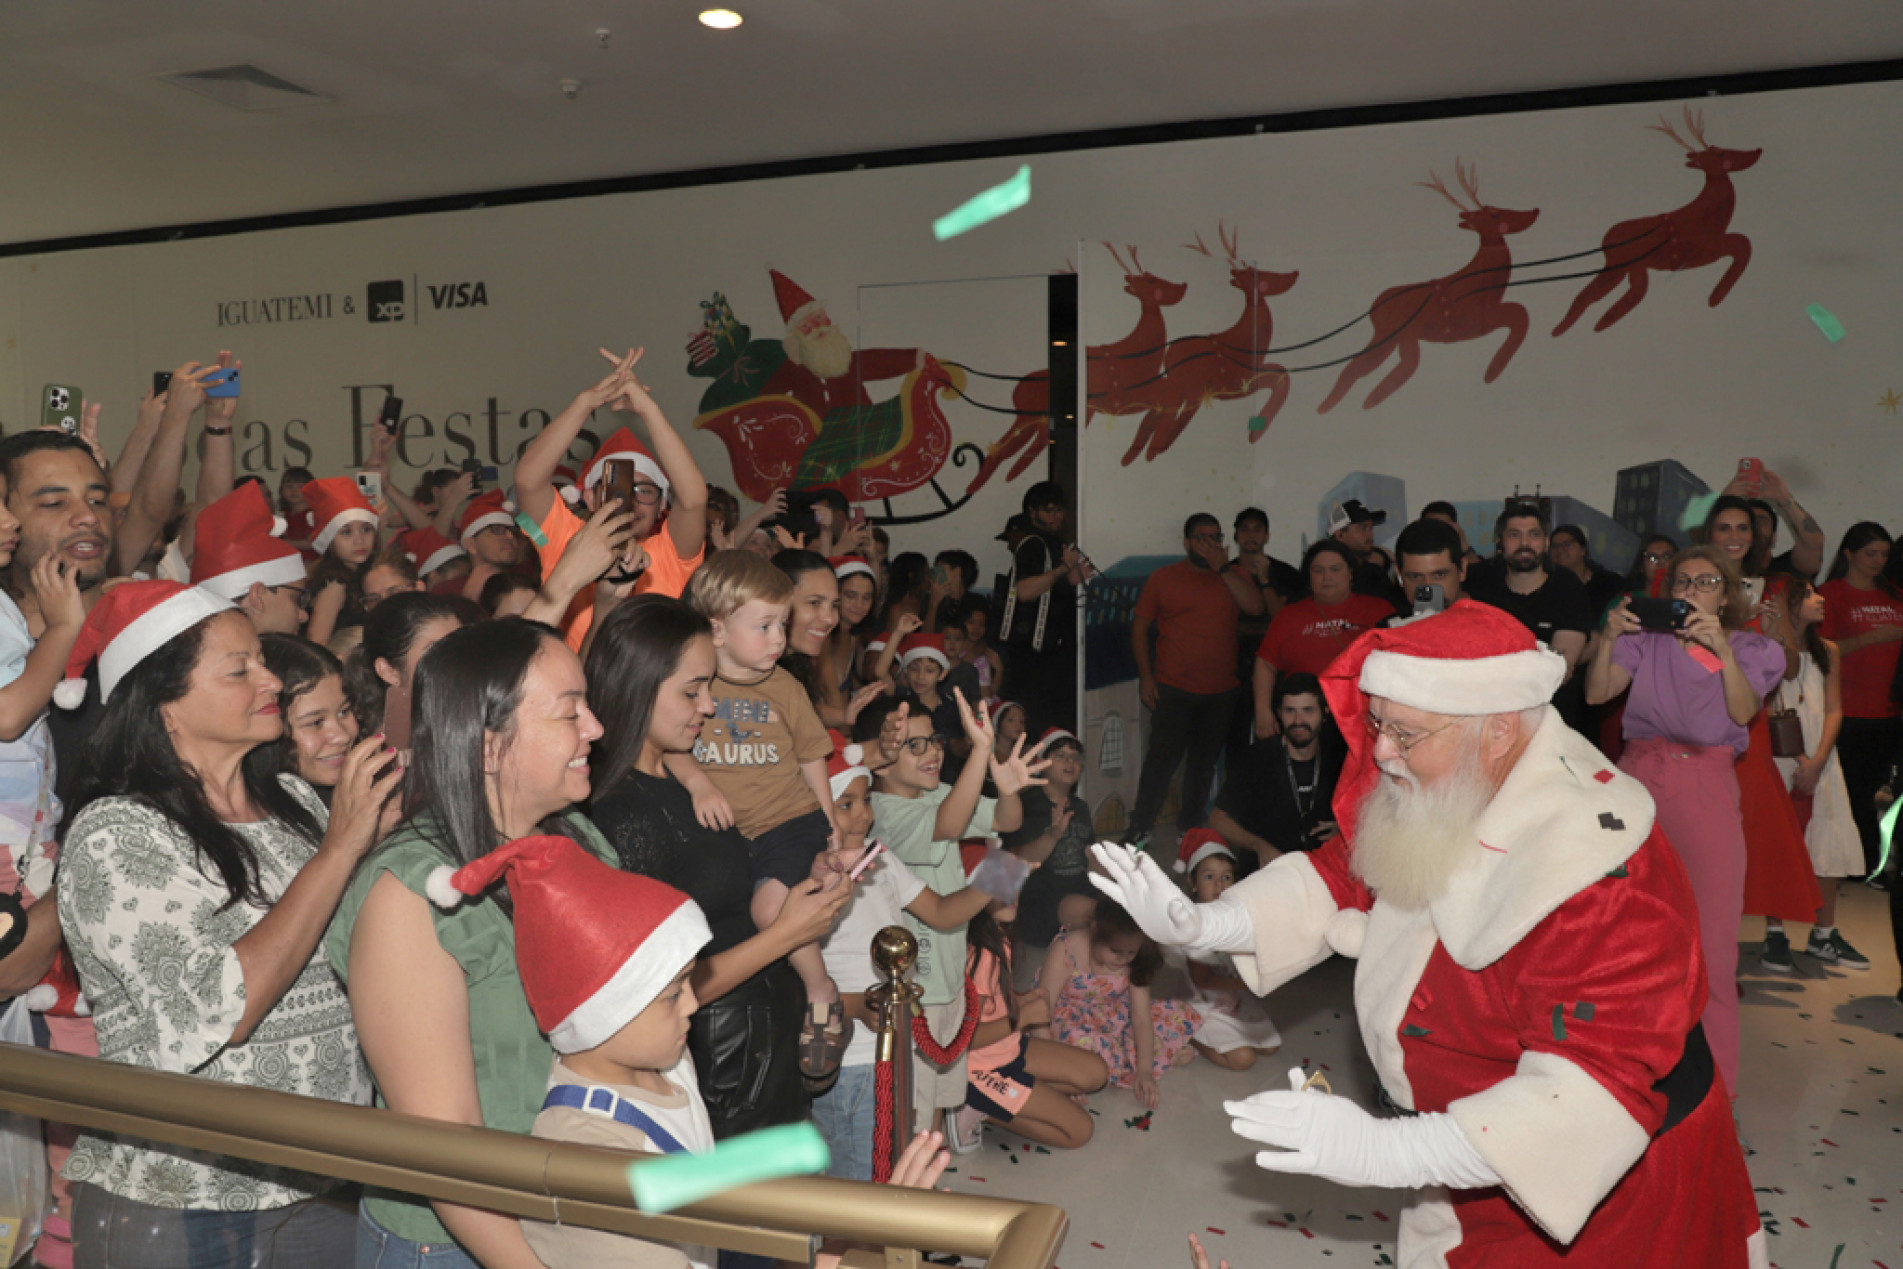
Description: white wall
3,78,1898,582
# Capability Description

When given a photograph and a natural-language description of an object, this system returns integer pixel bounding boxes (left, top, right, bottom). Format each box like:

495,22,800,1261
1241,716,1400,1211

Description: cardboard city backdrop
4,79,1898,829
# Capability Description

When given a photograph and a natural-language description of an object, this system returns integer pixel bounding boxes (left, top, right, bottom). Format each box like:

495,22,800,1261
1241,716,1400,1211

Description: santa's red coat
1227,712,1763,1267
765,348,917,419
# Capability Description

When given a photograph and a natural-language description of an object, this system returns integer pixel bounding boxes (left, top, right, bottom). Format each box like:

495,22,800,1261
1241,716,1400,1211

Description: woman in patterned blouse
57,586,401,1269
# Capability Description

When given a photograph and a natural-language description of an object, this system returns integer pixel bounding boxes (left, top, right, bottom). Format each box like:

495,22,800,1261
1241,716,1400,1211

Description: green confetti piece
1872,797,1900,880
1575,1002,1595,1021
1677,492,1719,535
1806,303,1846,343
933,165,1031,241
1401,1024,1432,1038
1827,1242,1843,1269
1551,1004,1567,1042
628,1122,828,1213
1604,863,1629,879
1247,415,1268,433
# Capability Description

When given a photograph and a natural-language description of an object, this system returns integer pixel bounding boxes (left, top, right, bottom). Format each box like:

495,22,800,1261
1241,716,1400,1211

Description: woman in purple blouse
1585,545,1786,1102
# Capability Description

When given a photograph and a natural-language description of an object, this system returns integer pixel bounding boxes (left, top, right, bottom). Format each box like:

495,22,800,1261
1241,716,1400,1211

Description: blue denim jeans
354,1202,482,1269
809,1062,877,1182
71,1184,355,1269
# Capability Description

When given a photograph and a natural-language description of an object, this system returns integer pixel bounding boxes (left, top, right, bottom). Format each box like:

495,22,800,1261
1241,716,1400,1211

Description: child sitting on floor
1172,831,1281,1071
1040,898,1200,1110
955,903,1107,1153
428,834,949,1269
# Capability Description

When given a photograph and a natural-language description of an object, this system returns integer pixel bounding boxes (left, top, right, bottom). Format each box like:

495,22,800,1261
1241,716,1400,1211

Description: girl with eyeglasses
1585,546,1789,1101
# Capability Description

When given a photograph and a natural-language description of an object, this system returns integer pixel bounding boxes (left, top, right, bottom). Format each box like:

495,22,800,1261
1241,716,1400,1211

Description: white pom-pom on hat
53,678,87,711
21,984,55,1011
425,865,468,910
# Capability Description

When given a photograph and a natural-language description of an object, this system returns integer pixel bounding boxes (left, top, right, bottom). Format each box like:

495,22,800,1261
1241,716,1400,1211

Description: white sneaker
947,1105,986,1154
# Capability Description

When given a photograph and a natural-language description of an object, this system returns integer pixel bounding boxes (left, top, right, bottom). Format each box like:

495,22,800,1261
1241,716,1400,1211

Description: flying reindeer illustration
1552,107,1760,336
1317,162,1539,413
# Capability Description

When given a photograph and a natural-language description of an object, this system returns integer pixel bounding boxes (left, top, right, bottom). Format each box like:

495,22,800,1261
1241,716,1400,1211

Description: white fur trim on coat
1224,852,1341,998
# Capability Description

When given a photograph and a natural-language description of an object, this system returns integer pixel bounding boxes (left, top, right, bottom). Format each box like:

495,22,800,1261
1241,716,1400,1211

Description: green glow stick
933,165,1031,241
1676,491,1719,534
1872,797,1900,881
1806,303,1846,344
628,1122,829,1213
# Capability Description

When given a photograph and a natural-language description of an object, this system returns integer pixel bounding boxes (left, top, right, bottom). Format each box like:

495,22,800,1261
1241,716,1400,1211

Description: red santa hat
56,580,233,709
426,836,711,1054
582,427,669,500
189,482,306,600
825,729,870,801
23,945,90,1017
832,555,876,584
897,633,949,671
770,269,820,325
1174,828,1237,875
1035,725,1081,752
553,463,584,506
1321,600,1566,842
992,700,1025,724
398,526,467,577
458,489,515,544
301,477,378,554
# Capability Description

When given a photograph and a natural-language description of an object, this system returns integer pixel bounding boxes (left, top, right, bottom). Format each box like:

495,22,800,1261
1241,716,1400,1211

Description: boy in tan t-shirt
670,550,848,1078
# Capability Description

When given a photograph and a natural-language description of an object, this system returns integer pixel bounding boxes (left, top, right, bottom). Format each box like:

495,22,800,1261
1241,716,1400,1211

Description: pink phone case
847,840,888,882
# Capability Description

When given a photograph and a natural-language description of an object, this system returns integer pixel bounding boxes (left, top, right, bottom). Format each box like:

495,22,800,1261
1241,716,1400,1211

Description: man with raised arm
513,348,710,653
1092,601,1763,1268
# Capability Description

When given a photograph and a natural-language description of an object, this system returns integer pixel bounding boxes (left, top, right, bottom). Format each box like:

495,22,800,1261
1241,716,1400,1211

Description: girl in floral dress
1038,900,1199,1109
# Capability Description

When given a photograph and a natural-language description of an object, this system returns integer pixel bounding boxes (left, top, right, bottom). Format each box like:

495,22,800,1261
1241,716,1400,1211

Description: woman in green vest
327,618,615,1269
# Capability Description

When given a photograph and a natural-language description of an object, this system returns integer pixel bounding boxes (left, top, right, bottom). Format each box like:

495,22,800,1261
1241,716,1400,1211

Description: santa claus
1093,601,1763,1268
764,270,923,420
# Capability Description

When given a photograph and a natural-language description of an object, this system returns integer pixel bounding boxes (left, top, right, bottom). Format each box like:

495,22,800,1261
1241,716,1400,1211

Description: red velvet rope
910,976,982,1065
872,1058,897,1183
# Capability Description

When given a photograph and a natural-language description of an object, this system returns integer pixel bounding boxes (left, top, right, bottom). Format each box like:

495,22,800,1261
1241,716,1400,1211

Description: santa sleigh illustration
687,274,980,526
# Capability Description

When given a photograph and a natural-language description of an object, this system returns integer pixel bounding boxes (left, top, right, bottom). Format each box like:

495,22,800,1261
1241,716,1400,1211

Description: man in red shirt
1124,514,1265,847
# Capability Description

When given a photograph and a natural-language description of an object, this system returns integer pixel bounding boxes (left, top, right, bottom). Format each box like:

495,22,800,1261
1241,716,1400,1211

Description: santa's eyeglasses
1364,714,1460,754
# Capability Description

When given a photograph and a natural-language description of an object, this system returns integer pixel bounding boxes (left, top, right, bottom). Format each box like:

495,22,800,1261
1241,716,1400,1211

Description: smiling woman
245,634,358,802
56,581,401,1269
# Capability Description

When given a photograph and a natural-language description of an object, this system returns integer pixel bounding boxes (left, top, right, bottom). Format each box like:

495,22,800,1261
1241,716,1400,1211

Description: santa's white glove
1088,843,1254,953
1226,1068,1501,1191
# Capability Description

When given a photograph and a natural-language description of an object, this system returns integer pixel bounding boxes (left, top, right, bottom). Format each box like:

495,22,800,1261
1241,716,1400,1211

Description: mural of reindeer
1113,223,1298,463
1552,107,1760,336
964,243,1186,493
1317,162,1539,414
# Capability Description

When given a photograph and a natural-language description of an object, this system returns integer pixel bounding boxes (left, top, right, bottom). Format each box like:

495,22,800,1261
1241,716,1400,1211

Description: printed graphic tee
691,666,832,838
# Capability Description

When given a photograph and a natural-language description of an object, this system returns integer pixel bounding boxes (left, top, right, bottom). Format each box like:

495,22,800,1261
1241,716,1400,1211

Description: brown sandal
798,999,853,1080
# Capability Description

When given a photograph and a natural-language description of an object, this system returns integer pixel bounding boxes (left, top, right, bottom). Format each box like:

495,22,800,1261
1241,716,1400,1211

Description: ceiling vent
159,64,329,111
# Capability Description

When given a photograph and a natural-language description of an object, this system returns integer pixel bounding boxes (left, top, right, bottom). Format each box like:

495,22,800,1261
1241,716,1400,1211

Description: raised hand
75,402,109,472
891,611,923,641
875,700,912,768
1088,843,1205,946
205,350,241,429
1048,800,1075,838
1187,1233,1229,1269
844,679,889,727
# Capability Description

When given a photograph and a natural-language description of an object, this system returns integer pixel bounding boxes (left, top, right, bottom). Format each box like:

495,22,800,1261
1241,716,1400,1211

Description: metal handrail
0,1045,1065,1268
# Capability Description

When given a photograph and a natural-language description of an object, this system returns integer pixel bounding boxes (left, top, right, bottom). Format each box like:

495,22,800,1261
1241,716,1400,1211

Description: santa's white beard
784,322,854,380
1350,738,1495,912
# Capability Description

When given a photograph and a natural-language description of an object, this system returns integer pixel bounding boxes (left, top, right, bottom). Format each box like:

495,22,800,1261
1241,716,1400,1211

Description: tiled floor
944,885,1901,1269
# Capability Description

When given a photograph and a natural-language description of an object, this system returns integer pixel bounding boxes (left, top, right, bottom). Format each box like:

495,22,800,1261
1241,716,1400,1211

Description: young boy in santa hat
811,733,1028,1178
430,835,948,1269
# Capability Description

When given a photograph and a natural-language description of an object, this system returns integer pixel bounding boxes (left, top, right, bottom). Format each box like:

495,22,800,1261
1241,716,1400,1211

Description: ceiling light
699,9,743,29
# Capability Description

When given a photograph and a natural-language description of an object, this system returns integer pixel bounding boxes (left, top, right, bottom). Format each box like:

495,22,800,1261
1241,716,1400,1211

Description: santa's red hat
301,478,378,554
458,490,515,544
426,836,711,1054
897,633,949,671
1035,725,1080,752
190,482,306,600
398,526,467,577
825,729,870,801
582,427,669,500
770,269,820,325
832,555,876,584
1322,600,1565,841
992,700,1025,723
23,945,90,1017
56,580,233,709
1175,828,1237,875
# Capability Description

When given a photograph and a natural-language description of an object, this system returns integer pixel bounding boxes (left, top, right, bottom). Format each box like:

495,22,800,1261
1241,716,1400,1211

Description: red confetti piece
1792,1217,1810,1228
1265,1220,1287,1228
1090,1243,1105,1250
970,1176,986,1182
1821,1139,1840,1147
1594,770,1614,784
1300,1228,1315,1240
1373,1211,1390,1222
1206,1228,1225,1236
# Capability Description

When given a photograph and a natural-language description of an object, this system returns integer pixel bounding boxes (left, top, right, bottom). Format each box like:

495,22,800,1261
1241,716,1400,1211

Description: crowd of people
0,347,1894,1269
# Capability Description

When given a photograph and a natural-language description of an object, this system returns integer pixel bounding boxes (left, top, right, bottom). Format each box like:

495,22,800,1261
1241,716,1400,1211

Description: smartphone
378,395,404,434
605,458,635,510
931,564,952,588
846,840,888,883
153,371,173,396
203,368,240,398
461,457,486,489
1412,583,1446,615
354,471,384,505
41,385,81,433
1629,596,1692,633
850,505,867,529
383,685,414,752
1737,457,1763,486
